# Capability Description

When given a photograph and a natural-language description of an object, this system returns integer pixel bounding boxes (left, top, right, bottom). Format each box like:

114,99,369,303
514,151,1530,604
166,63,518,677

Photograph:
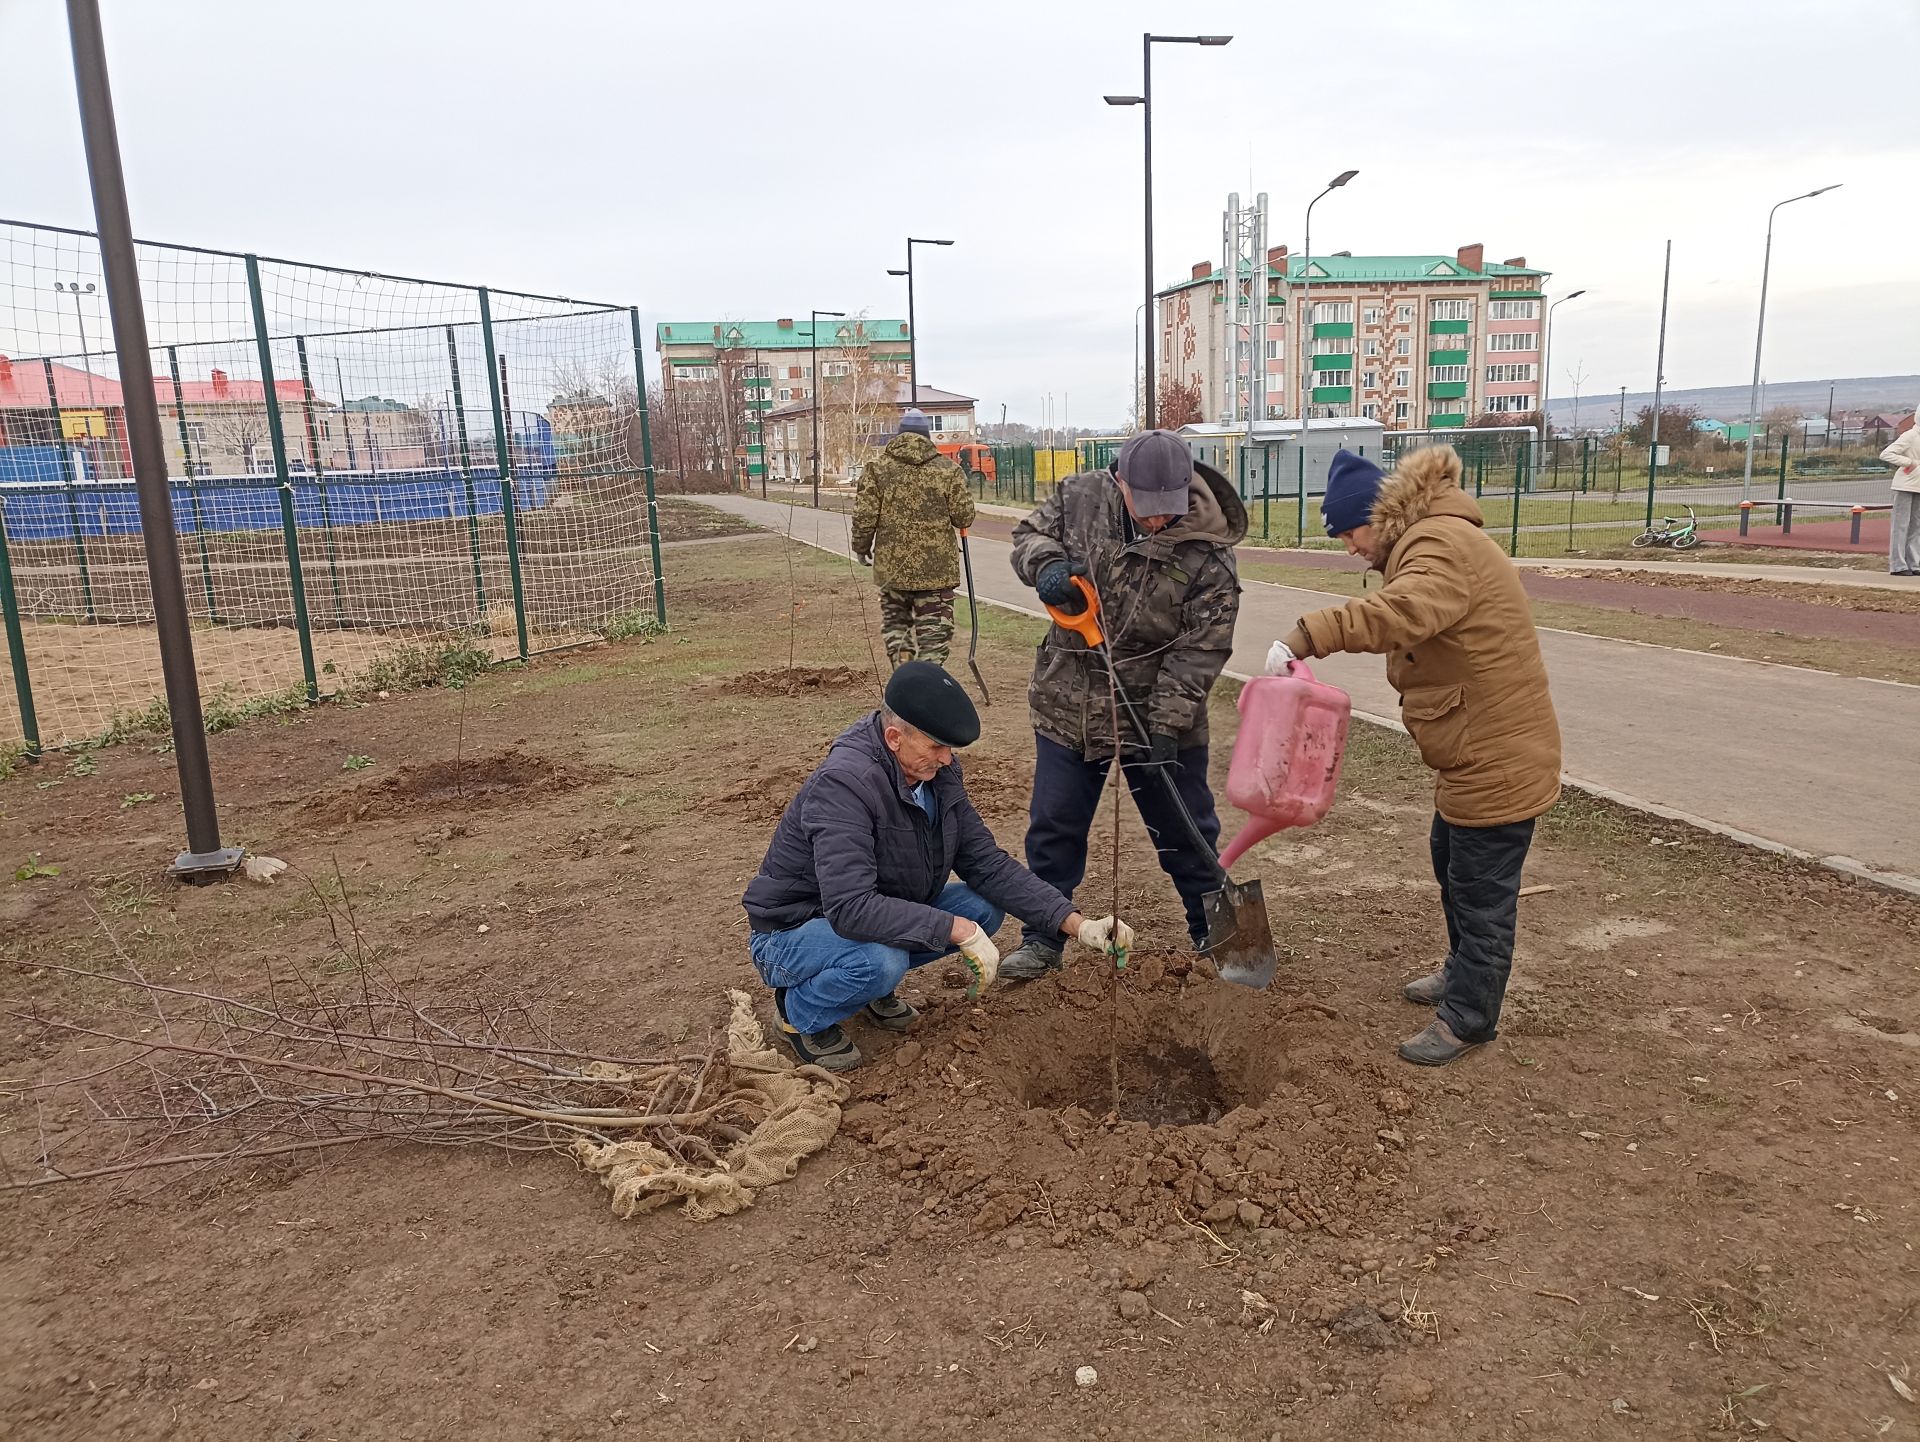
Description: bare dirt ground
3,537,1917,1441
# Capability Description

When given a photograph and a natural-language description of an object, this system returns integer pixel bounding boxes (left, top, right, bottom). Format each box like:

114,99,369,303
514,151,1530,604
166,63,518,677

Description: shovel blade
1200,876,1278,990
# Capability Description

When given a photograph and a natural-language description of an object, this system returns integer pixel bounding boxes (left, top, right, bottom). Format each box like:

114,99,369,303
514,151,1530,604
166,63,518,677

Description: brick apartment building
1158,244,1551,430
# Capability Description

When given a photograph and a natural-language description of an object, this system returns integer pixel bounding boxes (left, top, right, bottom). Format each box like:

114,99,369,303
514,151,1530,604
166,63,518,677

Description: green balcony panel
1427,381,1468,400
1427,413,1466,429
1310,386,1354,404
1489,291,1542,300
1427,319,1470,334
1310,354,1352,371
1312,322,1354,339
1427,349,1469,366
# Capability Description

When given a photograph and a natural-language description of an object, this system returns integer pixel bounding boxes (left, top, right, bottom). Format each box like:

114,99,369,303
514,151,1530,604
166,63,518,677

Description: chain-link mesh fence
0,220,664,754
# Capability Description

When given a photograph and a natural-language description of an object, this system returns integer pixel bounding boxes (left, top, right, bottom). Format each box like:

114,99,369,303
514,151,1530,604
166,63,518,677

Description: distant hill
1547,376,1920,429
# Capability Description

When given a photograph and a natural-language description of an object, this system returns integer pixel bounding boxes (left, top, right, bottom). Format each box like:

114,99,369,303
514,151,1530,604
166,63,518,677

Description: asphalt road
700,494,1920,890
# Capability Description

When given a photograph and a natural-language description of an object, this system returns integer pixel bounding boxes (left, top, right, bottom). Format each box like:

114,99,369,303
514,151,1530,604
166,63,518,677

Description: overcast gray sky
3,0,1915,425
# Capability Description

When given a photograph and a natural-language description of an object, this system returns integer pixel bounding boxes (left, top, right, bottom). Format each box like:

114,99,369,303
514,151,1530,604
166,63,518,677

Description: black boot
774,988,864,1072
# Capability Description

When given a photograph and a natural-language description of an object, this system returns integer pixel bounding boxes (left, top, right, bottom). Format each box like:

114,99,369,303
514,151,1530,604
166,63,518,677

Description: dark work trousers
1429,812,1537,1041
1022,733,1222,950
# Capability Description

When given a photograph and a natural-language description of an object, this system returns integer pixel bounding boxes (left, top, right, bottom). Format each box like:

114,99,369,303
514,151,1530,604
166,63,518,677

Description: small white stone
477,924,491,935
1074,1365,1098,1388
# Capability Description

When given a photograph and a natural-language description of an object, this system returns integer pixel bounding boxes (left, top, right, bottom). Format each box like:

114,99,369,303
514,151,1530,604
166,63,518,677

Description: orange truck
937,441,996,487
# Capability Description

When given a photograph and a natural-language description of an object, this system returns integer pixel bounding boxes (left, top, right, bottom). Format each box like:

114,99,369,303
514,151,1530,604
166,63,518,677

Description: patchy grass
655,496,764,543
345,641,493,697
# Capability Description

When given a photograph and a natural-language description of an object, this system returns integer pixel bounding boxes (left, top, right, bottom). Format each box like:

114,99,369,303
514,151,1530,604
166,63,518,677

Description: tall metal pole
811,320,821,509
809,308,844,509
1107,36,1229,429
1615,384,1627,497
905,251,917,399
1740,185,1839,503
1295,173,1356,423
65,0,238,878
891,239,952,404
1141,33,1154,427
1542,290,1586,438
1646,240,1672,530
1299,198,1314,424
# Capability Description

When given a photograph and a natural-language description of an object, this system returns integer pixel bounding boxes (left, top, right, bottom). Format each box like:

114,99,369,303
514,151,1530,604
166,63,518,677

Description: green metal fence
0,218,666,756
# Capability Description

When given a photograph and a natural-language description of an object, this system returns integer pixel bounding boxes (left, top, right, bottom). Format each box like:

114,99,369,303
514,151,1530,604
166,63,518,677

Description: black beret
883,661,980,748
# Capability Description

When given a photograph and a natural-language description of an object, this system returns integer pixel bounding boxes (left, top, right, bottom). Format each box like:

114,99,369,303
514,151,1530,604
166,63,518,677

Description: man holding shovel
1267,447,1561,1067
1001,430,1247,976
851,409,974,667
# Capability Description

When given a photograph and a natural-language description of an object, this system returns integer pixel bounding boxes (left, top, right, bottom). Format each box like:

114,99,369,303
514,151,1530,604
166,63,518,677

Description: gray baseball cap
1114,430,1194,517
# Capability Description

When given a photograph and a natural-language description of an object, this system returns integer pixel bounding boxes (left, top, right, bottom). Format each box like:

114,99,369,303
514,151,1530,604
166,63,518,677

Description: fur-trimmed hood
1369,445,1484,559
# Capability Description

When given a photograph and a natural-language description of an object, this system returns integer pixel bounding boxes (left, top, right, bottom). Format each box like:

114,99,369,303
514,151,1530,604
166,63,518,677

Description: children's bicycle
1632,505,1700,549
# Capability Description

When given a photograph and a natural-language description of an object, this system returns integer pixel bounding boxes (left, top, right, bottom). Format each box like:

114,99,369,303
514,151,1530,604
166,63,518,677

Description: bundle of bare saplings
5,925,847,1219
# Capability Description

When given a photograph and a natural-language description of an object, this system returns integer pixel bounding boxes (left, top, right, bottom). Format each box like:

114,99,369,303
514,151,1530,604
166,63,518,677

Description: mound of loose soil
701,762,818,822
707,665,872,698
843,955,1408,1249
309,748,590,824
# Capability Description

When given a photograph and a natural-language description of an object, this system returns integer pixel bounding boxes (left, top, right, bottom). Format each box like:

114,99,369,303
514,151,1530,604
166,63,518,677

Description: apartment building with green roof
1158,243,1551,431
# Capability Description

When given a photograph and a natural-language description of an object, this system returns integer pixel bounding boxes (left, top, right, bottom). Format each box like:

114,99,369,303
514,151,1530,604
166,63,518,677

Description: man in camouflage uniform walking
851,410,976,667
1000,429,1246,974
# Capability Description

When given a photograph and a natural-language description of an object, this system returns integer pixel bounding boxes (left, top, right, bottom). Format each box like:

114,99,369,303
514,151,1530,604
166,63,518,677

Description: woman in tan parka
1270,445,1561,1067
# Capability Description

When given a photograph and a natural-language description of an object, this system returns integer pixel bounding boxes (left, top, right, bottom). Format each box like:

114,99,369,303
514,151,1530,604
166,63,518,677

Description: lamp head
1104,94,1144,106
1330,169,1358,187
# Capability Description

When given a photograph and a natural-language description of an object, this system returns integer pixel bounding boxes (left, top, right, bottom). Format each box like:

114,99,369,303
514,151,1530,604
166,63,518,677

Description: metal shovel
958,529,990,705
1043,576,1279,989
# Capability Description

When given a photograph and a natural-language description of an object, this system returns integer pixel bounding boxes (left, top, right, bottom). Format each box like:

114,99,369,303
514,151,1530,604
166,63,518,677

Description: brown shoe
1401,967,1448,1005
1398,1018,1489,1067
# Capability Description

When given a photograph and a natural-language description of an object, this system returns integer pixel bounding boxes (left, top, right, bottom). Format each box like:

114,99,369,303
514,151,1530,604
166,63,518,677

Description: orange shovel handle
1044,574,1105,648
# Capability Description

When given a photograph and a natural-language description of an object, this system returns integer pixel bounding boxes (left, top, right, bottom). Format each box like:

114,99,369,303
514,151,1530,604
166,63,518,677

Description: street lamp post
1104,32,1232,430
54,281,100,407
1296,170,1357,425
1542,289,1586,438
809,308,845,509
887,237,953,402
1739,184,1840,503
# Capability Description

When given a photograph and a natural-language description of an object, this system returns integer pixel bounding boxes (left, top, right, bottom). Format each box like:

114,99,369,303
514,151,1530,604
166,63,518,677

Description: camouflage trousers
879,587,957,668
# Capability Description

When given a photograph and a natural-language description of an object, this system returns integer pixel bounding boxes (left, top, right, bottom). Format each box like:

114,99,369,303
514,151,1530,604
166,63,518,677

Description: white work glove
957,926,1001,998
1264,639,1296,675
1077,915,1135,964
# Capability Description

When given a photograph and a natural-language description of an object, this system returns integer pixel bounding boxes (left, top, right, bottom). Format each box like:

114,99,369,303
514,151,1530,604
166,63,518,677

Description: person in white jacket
1882,407,1920,576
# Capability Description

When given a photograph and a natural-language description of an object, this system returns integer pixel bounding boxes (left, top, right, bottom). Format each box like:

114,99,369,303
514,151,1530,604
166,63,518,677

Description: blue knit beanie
900,408,932,437
1321,450,1387,536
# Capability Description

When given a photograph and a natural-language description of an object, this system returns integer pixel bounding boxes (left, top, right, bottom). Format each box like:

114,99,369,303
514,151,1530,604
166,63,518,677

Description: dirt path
3,537,1916,1441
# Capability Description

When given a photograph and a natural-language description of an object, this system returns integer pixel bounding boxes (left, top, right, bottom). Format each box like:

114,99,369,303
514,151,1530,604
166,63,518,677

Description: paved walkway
699,495,1920,889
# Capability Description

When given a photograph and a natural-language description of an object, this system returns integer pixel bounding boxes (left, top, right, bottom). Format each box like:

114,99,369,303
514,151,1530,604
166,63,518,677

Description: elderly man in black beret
743,661,1134,1071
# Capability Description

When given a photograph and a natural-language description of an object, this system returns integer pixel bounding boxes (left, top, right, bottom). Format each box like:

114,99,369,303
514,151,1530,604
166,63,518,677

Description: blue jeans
749,881,1005,1035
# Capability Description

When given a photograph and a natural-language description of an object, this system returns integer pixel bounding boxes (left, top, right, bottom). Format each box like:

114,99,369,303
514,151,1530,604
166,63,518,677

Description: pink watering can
1216,662,1352,870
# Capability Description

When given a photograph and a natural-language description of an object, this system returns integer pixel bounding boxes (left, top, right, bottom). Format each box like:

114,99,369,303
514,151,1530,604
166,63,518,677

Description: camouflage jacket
850,433,976,592
1010,463,1245,760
